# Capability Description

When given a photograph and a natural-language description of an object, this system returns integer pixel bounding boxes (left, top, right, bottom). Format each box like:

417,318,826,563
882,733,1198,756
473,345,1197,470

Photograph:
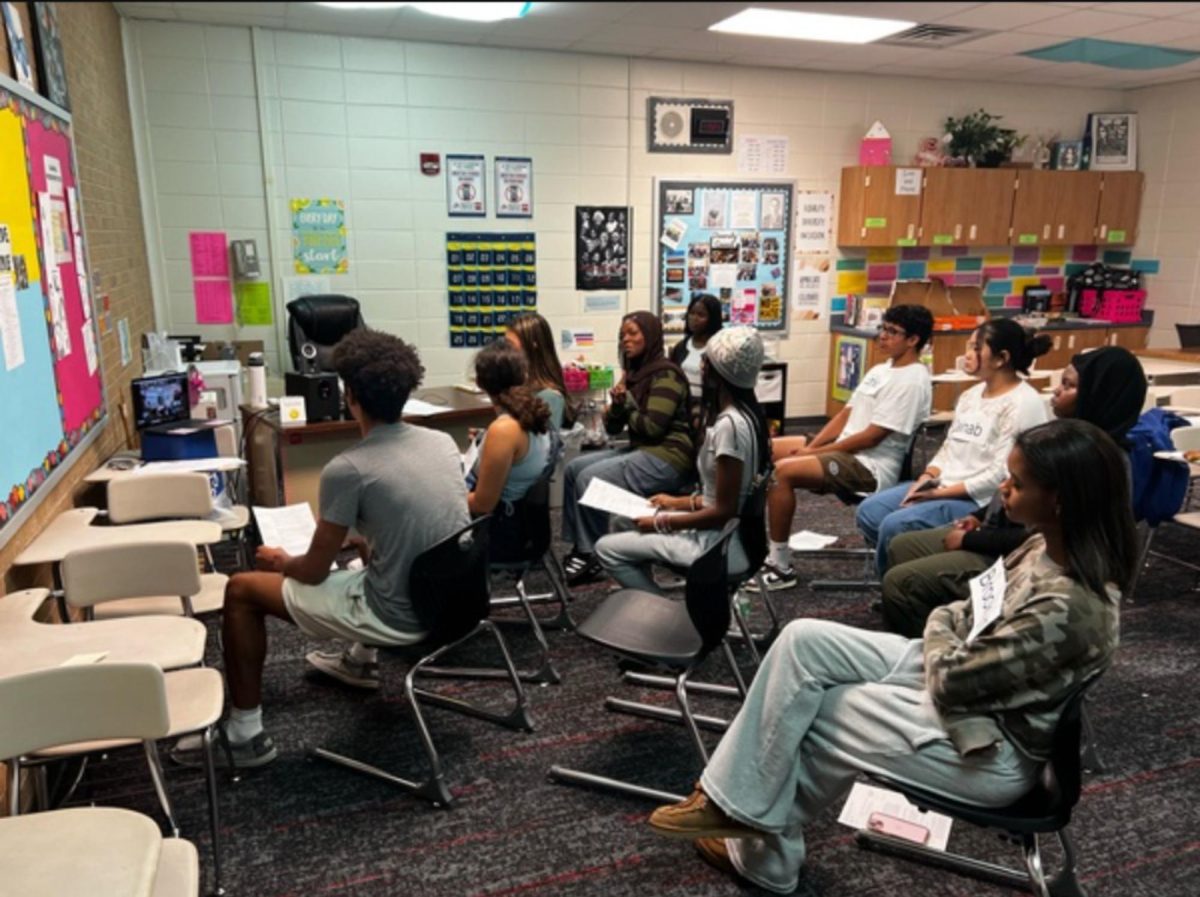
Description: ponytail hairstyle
978,318,1052,375
698,360,771,478
474,339,551,434
505,312,577,427
1015,419,1137,597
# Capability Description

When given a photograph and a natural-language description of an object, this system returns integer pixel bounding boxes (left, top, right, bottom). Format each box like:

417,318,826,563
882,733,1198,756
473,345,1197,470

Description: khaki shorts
282,569,426,646
811,451,878,495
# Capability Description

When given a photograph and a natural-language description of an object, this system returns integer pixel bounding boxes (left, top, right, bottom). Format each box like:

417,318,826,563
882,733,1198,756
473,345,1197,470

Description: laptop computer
131,372,220,433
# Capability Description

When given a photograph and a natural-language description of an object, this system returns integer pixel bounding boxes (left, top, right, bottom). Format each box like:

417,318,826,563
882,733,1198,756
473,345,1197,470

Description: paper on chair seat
788,530,838,551
579,479,656,519
838,782,953,851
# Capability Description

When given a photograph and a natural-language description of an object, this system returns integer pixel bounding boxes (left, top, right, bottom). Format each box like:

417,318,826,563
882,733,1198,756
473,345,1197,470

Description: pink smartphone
867,812,931,845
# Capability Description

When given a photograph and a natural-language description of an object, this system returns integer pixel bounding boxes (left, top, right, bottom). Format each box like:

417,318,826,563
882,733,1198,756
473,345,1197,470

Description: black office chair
857,672,1102,897
1176,323,1200,350
548,518,745,803
309,517,533,807
286,294,365,372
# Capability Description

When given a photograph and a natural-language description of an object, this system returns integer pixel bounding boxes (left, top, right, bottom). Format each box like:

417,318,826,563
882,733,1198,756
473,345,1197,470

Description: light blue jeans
595,518,748,595
855,482,981,576
561,448,691,553
701,619,1037,894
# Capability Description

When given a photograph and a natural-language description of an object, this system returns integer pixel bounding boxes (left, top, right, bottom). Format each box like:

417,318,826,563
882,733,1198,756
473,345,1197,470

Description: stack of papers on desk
403,398,449,417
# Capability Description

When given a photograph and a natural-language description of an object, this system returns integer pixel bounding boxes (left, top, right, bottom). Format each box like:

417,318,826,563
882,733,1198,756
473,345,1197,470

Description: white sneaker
306,649,380,690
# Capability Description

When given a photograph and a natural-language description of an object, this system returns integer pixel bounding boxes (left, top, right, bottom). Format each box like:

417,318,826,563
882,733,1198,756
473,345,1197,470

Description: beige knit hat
704,325,764,389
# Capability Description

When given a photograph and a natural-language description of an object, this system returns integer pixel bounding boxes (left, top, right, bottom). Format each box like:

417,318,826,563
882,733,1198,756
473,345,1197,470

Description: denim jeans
855,482,981,576
701,619,1036,893
560,448,691,553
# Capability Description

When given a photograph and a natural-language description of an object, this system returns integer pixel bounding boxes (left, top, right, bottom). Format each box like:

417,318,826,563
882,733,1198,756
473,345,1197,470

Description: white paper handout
253,503,318,557
838,782,953,851
403,397,450,417
579,479,656,520
788,530,839,551
462,436,480,474
730,192,758,229
133,457,246,475
967,556,1007,643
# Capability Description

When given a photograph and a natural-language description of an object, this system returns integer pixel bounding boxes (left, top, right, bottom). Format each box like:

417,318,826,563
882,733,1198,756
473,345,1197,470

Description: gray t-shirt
699,406,758,511
319,422,470,632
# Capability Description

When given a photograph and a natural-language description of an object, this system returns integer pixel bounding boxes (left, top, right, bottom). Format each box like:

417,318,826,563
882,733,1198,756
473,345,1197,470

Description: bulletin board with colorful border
446,233,536,348
0,77,104,548
655,179,794,336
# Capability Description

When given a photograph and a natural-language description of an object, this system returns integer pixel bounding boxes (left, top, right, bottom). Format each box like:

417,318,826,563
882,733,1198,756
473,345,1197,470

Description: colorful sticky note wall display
447,233,536,348
830,243,1162,314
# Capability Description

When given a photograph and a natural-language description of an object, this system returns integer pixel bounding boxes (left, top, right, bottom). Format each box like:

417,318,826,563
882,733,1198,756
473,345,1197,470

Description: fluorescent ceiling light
709,8,914,44
316,2,532,21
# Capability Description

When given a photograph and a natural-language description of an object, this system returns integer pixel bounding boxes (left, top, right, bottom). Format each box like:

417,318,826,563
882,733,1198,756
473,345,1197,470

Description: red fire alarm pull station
420,153,441,176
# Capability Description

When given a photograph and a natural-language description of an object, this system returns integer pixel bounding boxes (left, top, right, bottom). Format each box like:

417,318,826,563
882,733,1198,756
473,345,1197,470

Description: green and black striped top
605,368,694,474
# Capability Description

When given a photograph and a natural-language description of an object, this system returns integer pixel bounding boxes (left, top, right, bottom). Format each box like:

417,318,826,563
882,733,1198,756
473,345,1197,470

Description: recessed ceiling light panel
710,8,914,45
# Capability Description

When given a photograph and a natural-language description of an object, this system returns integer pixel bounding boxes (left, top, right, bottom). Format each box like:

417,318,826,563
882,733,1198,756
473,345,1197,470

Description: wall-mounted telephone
231,239,261,278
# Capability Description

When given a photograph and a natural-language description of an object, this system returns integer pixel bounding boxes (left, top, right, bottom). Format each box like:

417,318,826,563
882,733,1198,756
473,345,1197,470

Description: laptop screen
131,372,189,430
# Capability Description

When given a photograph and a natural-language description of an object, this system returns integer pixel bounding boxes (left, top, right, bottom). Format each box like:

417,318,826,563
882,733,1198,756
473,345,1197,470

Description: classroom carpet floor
63,493,1200,897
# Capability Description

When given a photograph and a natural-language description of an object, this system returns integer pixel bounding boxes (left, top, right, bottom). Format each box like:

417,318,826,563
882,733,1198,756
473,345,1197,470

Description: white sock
768,540,792,572
347,641,377,664
226,705,263,744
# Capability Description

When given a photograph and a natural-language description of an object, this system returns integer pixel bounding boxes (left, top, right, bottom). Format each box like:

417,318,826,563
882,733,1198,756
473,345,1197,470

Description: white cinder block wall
127,19,1153,414
1127,80,1200,348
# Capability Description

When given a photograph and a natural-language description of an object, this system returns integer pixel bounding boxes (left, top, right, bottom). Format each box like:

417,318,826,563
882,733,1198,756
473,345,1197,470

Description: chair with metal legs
857,672,1102,897
548,518,746,804
310,516,534,807
1,662,224,896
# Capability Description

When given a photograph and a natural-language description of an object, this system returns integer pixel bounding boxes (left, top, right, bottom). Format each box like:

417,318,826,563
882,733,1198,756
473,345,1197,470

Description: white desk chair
108,472,250,569
0,663,214,896
62,541,227,620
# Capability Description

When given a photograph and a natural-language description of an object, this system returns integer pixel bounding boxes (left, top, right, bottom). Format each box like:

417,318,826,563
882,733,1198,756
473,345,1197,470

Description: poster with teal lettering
291,198,348,274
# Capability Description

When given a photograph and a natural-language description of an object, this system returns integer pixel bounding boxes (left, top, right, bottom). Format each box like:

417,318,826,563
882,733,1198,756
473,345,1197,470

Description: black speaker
285,372,341,422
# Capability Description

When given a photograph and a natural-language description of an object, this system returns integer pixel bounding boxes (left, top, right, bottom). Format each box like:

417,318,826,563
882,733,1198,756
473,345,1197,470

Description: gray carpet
67,492,1200,897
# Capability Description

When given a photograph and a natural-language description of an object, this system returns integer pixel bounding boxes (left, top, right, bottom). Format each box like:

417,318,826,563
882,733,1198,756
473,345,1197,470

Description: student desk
1132,356,1200,386
11,508,222,568
83,457,246,484
0,807,165,897
243,386,496,511
0,588,207,676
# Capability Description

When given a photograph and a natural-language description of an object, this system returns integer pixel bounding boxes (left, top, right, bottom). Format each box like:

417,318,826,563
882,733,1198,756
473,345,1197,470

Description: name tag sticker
967,557,1007,643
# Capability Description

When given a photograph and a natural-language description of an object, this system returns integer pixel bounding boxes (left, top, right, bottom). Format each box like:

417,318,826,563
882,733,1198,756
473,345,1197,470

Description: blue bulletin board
656,179,794,337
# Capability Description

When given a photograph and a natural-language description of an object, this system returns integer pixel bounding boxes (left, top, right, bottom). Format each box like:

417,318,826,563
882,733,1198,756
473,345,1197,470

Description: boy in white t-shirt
752,304,933,591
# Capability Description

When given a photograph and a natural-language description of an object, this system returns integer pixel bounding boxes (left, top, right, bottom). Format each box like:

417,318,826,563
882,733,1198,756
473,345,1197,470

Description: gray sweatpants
700,619,1037,893
595,518,748,595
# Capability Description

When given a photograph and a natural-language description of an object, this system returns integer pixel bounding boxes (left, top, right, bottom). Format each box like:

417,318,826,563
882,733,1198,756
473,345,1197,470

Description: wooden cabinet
1106,325,1149,352
838,166,921,247
1037,326,1110,370
1096,172,1144,246
837,167,1140,249
1010,171,1102,246
920,169,1016,247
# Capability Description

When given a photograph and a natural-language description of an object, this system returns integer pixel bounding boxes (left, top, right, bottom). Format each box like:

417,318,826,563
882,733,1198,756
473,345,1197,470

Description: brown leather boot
649,785,760,840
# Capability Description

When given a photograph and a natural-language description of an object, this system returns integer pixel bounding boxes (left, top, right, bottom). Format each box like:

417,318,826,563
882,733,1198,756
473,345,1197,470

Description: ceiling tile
953,30,1082,55
612,2,743,29
936,3,1075,29
1022,9,1153,36
1098,2,1200,17
526,1,639,23
1086,18,1200,43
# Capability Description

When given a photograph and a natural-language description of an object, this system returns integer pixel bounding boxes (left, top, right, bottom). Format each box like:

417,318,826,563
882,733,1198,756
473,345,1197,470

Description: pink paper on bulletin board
25,117,102,434
195,279,234,324
190,231,228,278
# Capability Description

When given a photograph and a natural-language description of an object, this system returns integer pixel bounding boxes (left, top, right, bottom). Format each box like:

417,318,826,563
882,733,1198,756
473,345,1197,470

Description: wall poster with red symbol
446,154,486,217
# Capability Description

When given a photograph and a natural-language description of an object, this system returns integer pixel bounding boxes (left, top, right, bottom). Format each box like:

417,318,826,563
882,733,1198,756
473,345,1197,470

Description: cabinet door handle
1054,336,1061,350
907,223,915,239
1057,224,1066,240
969,224,977,241
1099,224,1108,240
861,227,867,239
1109,333,1117,346
1043,224,1051,240
954,223,962,240
1068,334,1076,349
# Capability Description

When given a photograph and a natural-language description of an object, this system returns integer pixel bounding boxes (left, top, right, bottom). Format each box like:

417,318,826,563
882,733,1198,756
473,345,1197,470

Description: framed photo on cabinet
1051,139,1082,171
1088,112,1136,171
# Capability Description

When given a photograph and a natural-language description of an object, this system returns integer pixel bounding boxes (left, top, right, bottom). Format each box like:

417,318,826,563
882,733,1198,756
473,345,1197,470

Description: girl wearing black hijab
560,310,696,585
878,346,1146,637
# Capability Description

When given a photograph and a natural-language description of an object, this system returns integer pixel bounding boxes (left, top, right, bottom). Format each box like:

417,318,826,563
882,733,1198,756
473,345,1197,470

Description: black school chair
857,672,1102,897
310,516,533,807
548,518,744,803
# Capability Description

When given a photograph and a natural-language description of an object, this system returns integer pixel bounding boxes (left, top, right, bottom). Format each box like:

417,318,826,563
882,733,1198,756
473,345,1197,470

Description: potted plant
943,109,1024,168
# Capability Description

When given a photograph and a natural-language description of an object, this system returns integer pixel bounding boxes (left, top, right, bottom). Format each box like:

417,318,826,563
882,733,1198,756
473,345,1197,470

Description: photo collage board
446,232,536,348
656,180,794,335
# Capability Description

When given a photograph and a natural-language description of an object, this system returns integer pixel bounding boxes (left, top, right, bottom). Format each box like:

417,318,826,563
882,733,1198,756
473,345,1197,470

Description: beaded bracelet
654,510,670,534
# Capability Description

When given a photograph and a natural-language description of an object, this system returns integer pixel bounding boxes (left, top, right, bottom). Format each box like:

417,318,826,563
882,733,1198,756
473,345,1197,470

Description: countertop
831,310,1152,338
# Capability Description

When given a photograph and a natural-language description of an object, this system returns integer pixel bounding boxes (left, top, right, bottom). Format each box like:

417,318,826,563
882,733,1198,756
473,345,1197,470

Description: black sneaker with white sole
743,564,797,592
563,551,604,587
